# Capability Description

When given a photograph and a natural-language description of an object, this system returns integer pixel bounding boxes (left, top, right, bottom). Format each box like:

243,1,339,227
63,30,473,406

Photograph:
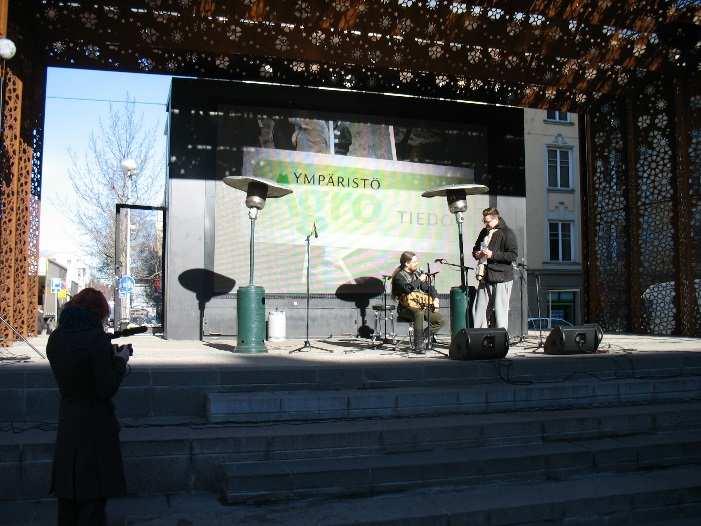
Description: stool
371,304,396,345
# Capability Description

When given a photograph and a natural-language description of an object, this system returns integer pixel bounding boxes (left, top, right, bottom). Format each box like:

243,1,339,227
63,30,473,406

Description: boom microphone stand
290,222,334,354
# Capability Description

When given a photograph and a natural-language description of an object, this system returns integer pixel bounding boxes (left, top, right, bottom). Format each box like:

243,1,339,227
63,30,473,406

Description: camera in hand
112,343,134,357
109,326,146,358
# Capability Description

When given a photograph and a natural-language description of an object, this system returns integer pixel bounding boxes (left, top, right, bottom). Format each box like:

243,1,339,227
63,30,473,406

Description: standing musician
391,251,444,349
472,207,518,330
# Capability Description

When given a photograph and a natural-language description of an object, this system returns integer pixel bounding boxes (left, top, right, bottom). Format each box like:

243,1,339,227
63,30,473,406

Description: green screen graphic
215,147,493,294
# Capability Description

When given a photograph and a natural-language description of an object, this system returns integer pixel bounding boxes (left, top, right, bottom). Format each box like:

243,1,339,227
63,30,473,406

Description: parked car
527,317,574,330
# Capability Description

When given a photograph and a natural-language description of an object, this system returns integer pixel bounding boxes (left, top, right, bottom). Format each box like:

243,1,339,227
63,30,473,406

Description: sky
40,68,173,264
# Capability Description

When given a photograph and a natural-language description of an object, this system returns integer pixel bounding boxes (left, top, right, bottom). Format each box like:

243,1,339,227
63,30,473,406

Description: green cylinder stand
236,285,267,353
450,286,470,337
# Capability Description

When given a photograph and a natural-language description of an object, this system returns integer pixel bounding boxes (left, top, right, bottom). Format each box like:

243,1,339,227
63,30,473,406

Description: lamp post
114,159,137,330
422,184,488,337
223,176,292,353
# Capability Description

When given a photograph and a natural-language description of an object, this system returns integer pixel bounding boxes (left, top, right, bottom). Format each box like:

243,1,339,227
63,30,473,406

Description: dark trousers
58,498,107,526
398,307,444,347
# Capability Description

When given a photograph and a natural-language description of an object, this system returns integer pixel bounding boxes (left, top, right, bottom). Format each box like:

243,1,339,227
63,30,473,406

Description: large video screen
213,107,522,294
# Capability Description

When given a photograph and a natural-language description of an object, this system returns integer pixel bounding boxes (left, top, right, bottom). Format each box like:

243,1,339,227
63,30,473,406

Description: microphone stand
422,265,440,352
524,269,545,352
436,259,474,284
290,223,334,354
508,261,530,344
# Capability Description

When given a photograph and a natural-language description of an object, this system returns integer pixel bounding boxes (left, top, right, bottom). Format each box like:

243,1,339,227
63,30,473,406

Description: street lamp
422,183,488,336
0,37,16,134
223,175,292,353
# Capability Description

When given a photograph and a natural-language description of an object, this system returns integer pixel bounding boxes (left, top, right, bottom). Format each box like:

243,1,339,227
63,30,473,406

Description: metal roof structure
13,0,701,110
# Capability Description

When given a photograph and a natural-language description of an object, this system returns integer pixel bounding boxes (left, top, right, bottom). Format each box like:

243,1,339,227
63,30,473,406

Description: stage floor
2,331,701,369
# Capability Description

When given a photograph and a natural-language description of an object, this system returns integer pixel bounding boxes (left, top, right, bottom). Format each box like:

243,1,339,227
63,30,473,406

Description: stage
3,331,701,368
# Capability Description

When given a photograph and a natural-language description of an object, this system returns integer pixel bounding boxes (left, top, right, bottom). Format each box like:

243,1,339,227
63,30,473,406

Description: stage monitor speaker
449,328,509,360
544,324,603,355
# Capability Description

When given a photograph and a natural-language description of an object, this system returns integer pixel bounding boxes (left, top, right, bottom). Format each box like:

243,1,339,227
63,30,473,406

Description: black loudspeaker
449,328,509,360
544,324,604,355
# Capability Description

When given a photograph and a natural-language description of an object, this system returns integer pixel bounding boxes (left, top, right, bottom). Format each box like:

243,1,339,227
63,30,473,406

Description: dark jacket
47,307,127,500
392,269,437,312
473,217,518,283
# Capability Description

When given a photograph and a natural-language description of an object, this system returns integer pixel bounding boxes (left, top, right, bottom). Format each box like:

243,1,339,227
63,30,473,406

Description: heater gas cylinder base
236,285,267,354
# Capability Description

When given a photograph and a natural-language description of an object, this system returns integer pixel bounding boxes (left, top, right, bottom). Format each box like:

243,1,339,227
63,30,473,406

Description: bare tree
65,95,164,281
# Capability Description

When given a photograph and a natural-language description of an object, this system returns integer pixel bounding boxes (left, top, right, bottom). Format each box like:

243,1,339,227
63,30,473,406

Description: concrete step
4,466,701,525
4,401,701,499
4,350,701,422
207,375,701,422
221,429,701,503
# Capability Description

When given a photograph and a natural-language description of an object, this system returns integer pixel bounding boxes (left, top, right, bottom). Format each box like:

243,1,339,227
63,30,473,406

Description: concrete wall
165,179,207,340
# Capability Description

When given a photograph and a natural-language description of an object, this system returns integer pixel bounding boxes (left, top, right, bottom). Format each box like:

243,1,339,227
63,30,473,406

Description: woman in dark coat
46,288,130,526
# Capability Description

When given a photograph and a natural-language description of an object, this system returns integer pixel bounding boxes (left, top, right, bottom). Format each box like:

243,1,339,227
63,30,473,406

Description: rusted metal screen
0,68,37,346
585,77,701,336
0,71,23,345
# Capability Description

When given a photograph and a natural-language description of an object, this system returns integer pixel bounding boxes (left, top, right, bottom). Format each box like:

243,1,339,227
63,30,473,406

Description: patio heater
223,176,293,353
421,184,488,337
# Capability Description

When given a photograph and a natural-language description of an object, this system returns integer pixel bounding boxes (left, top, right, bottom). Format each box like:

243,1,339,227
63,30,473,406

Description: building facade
524,109,582,328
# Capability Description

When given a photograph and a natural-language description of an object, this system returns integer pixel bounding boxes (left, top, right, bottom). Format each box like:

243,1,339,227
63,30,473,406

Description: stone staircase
2,353,701,524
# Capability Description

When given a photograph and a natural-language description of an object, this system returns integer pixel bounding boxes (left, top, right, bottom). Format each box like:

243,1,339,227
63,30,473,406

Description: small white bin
268,310,286,341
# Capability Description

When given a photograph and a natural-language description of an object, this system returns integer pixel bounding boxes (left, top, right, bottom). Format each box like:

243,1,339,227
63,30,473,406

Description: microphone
110,326,148,340
312,222,318,239
416,268,425,277
434,258,447,264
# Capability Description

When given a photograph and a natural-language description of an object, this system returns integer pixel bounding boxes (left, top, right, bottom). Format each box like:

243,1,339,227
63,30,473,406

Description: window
548,290,577,324
547,147,571,188
549,221,573,261
546,110,569,122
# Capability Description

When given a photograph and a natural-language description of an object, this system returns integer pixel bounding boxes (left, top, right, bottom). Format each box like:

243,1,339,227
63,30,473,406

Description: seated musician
391,251,444,349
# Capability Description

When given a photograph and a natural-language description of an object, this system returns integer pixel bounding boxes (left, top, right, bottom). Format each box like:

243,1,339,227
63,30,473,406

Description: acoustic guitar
400,291,438,311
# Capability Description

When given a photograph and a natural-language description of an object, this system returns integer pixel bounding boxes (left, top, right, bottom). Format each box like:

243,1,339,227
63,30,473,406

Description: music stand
290,223,334,354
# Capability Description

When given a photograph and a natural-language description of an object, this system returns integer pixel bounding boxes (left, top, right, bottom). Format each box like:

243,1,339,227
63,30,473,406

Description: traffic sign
118,275,136,294
50,278,62,293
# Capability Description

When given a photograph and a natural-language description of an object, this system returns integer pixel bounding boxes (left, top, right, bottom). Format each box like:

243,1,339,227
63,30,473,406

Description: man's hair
399,251,416,267
64,287,110,321
482,207,500,217
391,250,416,282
